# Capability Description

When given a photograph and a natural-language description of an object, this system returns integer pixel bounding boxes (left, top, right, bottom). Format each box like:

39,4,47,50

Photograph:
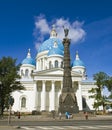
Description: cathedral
12,26,96,113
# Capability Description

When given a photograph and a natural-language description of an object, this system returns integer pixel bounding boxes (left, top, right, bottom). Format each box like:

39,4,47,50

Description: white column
58,81,62,100
77,83,83,110
43,58,45,70
41,80,46,111
50,81,55,111
33,83,37,110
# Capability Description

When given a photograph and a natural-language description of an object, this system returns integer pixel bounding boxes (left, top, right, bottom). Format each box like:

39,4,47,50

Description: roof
22,49,36,66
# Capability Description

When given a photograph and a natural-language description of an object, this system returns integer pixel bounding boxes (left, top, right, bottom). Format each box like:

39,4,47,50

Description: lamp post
0,68,5,117
8,104,11,125
8,96,14,125
0,81,2,116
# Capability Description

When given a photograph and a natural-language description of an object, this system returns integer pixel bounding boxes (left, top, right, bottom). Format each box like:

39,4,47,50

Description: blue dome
73,59,84,67
48,47,64,56
73,51,85,67
22,57,36,66
38,38,64,53
22,49,36,66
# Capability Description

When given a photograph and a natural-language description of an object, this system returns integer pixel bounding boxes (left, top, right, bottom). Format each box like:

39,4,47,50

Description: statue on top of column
63,26,69,38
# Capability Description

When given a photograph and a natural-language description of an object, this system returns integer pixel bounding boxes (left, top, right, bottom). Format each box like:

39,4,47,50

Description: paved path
8,114,112,121
19,125,112,130
0,115,112,130
0,114,112,122
1,125,112,130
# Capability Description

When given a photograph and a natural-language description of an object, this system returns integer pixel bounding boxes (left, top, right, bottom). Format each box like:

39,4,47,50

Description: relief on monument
64,94,75,105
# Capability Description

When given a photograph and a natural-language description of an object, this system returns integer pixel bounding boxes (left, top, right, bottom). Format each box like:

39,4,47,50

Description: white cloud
35,18,50,34
35,42,41,50
33,15,86,50
72,20,84,28
69,27,86,43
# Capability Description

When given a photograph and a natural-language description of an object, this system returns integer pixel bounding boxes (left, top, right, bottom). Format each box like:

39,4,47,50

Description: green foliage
105,77,112,97
93,72,109,88
0,56,25,115
89,72,110,112
108,94,112,99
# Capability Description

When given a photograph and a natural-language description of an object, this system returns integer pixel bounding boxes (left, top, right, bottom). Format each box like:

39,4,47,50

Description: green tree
105,77,112,98
89,72,109,113
0,57,24,116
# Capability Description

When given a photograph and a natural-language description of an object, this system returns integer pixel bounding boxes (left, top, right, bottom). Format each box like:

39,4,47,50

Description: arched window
49,61,52,69
25,69,29,77
21,69,24,76
55,60,58,68
21,97,26,108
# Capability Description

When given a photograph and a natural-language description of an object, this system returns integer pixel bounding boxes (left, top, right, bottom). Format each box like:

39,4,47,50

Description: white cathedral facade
12,26,96,113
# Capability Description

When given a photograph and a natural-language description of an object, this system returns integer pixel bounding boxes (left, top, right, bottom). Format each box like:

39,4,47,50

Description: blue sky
0,0,112,79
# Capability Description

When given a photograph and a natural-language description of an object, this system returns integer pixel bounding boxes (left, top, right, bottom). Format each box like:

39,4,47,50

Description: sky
0,0,112,79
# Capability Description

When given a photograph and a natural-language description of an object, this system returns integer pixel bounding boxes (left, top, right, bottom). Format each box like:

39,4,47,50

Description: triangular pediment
33,68,82,77
33,68,63,76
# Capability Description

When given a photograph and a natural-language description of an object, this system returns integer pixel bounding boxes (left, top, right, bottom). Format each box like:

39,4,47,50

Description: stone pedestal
59,90,79,113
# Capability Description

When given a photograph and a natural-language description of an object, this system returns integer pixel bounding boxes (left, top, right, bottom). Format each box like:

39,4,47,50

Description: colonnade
36,80,62,111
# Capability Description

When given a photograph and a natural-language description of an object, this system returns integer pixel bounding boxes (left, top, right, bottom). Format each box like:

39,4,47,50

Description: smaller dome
22,49,36,66
73,60,84,66
73,51,85,67
48,41,64,56
22,58,36,66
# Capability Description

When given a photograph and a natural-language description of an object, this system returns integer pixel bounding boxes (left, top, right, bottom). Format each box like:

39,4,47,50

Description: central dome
38,25,64,53
48,41,64,56
38,38,64,53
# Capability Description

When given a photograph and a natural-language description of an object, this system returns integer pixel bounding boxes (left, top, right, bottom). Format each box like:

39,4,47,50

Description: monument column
59,27,79,113
62,38,73,92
